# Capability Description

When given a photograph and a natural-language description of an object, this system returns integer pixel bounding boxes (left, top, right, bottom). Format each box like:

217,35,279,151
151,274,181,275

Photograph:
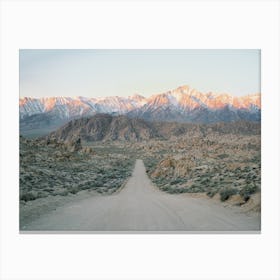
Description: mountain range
20,85,261,135
48,114,261,142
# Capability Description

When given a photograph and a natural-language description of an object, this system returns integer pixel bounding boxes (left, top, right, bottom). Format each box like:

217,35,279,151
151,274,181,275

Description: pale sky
19,49,260,98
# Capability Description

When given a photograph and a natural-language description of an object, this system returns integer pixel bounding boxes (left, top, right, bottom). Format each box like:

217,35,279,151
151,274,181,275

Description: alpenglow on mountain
20,85,261,132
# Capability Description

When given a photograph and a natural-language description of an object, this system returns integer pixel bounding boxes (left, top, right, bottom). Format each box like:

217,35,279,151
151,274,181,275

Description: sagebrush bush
206,190,217,198
239,184,257,201
219,187,237,201
59,189,69,196
170,178,183,185
69,187,79,194
20,191,37,202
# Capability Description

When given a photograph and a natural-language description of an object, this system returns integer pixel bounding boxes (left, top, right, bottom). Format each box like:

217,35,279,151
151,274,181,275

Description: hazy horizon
20,49,260,98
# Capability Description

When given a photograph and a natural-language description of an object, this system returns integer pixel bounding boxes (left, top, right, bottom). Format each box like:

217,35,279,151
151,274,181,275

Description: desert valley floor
20,115,261,232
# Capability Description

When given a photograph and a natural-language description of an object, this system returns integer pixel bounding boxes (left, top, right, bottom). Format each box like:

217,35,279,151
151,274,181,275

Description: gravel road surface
21,159,260,232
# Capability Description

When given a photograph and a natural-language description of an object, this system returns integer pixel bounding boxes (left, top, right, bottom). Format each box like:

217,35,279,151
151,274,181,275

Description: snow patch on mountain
19,85,261,123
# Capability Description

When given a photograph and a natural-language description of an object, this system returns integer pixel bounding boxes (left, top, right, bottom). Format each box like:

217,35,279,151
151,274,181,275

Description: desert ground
20,120,261,232
21,159,260,231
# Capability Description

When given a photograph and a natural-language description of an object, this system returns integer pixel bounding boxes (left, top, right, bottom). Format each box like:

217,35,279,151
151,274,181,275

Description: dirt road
21,159,260,231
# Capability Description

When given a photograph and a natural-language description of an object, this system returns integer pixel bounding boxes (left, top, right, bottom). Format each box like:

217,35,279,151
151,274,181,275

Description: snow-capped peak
19,85,261,121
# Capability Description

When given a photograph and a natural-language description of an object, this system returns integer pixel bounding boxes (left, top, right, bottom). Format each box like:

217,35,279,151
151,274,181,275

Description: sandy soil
21,159,260,232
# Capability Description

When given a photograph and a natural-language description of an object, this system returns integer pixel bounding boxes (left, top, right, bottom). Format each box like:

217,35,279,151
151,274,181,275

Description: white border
1,1,279,280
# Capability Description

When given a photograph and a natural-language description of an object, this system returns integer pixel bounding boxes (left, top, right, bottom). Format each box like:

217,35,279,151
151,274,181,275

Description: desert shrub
160,185,170,192
61,190,69,196
80,184,91,190
96,188,106,193
20,191,37,202
187,182,205,192
143,157,159,173
207,190,218,198
170,178,183,185
45,188,54,193
239,184,257,201
200,177,210,184
105,173,116,179
171,188,180,194
97,168,105,174
175,188,187,194
218,154,229,159
37,191,48,199
114,182,123,189
54,189,69,196
69,187,79,194
91,180,104,188
219,187,238,201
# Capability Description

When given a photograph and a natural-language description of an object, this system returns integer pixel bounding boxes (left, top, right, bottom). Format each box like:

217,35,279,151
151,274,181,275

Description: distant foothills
19,85,261,136
48,114,261,143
